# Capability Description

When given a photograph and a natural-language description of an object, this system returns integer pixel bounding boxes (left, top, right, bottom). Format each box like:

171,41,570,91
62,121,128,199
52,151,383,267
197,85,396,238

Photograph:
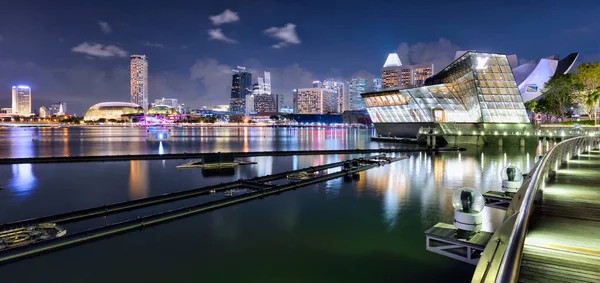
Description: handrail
493,136,598,283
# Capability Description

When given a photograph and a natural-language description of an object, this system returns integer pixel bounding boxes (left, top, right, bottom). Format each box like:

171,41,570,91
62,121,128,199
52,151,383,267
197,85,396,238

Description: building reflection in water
9,164,37,197
129,160,149,199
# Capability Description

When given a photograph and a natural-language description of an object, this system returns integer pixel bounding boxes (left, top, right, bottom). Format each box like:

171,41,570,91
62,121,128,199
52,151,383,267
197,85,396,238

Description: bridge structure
471,136,600,282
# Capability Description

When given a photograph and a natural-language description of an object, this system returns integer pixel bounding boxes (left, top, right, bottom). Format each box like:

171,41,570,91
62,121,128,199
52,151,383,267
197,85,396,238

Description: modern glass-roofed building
362,51,532,139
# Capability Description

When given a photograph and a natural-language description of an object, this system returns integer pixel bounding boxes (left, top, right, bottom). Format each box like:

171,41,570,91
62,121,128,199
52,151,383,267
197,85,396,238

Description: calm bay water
0,127,540,283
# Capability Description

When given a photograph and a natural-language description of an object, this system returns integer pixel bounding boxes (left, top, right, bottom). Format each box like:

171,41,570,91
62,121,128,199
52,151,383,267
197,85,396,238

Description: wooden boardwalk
519,149,600,282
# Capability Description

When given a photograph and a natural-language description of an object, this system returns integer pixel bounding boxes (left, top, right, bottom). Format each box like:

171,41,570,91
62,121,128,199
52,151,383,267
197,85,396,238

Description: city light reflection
9,164,37,197
129,160,149,199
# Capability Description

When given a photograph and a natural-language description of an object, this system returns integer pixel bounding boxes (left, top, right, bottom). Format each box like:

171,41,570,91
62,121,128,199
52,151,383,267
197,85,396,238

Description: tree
524,100,538,113
269,115,279,121
540,74,576,118
584,88,600,124
98,118,107,123
229,115,245,124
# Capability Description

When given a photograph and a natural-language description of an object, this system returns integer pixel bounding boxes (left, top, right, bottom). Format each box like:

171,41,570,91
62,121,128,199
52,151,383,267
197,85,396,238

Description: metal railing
418,126,600,138
471,136,600,283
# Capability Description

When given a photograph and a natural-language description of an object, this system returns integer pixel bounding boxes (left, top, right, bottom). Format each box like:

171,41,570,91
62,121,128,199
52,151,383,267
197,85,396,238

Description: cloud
98,21,112,34
209,9,240,25
207,29,237,43
395,38,460,74
71,42,128,58
143,41,165,48
190,58,234,101
264,23,300,48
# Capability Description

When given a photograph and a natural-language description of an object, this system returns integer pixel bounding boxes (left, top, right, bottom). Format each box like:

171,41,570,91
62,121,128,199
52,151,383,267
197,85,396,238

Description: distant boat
0,223,67,250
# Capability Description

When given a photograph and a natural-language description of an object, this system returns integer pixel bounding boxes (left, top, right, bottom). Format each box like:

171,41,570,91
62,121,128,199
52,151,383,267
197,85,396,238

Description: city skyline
1,0,600,114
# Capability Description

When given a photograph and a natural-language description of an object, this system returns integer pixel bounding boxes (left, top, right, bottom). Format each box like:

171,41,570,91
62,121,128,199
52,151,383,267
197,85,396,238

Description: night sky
1,0,599,114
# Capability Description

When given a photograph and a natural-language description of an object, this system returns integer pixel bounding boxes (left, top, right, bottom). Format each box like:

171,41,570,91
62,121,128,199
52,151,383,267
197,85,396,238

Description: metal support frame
426,234,484,265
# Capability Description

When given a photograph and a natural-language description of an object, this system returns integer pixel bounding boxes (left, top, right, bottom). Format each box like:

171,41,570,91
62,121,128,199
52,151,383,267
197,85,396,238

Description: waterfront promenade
473,137,600,283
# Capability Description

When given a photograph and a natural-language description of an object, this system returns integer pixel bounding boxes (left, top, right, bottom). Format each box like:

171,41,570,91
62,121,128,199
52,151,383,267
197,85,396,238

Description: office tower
323,79,345,113
245,94,255,115
312,80,322,88
275,94,284,112
11,85,31,116
294,88,337,114
348,78,368,110
373,78,382,91
400,63,434,88
230,66,252,114
39,106,49,118
381,53,402,89
293,89,298,114
130,55,149,111
254,94,276,112
264,71,271,94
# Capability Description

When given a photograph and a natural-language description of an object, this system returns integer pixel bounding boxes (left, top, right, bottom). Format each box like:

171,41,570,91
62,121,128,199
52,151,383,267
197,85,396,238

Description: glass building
348,78,368,110
230,66,252,114
362,52,531,137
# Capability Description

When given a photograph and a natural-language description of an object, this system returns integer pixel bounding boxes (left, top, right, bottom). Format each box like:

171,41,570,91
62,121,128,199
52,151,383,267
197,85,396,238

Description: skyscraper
348,78,368,110
275,94,284,112
130,55,149,111
264,71,272,94
323,79,346,113
294,88,337,114
381,53,402,89
11,85,31,116
373,78,382,91
400,63,434,88
230,66,252,114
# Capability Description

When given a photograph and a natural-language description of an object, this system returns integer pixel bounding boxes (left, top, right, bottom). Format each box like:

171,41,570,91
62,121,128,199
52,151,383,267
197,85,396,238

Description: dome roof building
147,105,179,116
83,102,144,121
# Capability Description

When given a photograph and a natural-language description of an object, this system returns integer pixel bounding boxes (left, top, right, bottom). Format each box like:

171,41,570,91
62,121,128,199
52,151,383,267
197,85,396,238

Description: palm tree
585,88,600,126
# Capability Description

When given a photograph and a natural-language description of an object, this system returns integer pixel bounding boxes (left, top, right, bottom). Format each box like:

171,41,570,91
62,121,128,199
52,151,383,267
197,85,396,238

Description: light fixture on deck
501,165,523,192
452,187,484,239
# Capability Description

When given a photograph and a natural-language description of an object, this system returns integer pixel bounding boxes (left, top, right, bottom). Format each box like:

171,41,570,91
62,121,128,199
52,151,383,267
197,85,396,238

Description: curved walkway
519,149,600,282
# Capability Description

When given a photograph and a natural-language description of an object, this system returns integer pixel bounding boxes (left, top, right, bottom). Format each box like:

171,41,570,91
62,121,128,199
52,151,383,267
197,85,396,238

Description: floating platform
176,160,257,169
0,223,66,250
425,223,493,265
286,171,320,180
483,190,515,210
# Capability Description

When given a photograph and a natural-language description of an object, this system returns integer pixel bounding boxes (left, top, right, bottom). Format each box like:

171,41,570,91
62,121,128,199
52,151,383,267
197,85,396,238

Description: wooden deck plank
519,149,600,282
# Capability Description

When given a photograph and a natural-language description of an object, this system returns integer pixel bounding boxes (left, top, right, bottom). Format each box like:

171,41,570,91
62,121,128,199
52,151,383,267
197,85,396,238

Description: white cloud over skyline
264,23,300,48
208,29,237,43
71,42,128,58
209,9,240,25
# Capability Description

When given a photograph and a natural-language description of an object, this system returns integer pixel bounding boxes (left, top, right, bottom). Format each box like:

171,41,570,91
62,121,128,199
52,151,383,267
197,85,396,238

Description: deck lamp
452,188,484,233
501,165,523,192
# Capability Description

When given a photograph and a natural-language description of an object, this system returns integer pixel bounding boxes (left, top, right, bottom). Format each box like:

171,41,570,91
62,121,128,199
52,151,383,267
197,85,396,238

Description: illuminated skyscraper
230,66,252,114
11,85,31,116
381,53,402,89
323,79,346,113
130,55,149,111
348,78,368,110
294,88,337,114
400,63,434,88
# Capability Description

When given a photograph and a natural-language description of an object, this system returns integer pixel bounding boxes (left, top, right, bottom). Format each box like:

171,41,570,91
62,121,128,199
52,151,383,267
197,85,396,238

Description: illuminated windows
363,52,530,124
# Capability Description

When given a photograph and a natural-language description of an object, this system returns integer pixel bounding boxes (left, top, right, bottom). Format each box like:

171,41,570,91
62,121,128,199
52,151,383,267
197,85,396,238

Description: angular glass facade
363,52,529,124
